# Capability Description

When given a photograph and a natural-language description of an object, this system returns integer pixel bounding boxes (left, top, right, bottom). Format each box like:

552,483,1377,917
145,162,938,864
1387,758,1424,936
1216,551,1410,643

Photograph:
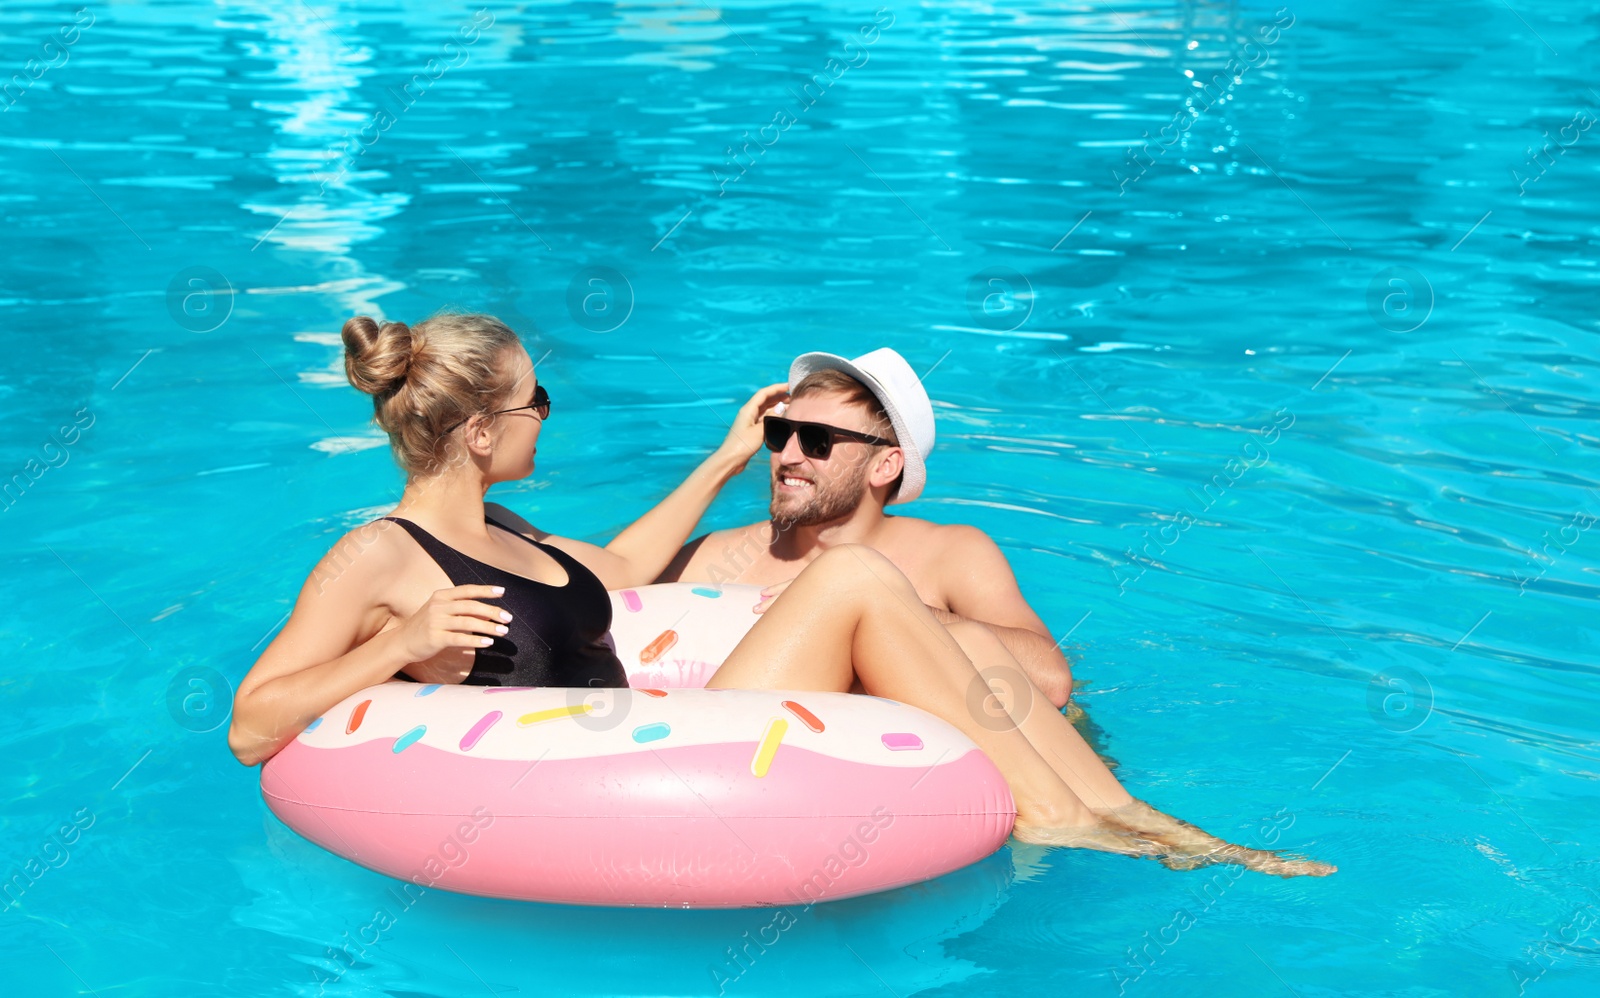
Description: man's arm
930,525,1077,708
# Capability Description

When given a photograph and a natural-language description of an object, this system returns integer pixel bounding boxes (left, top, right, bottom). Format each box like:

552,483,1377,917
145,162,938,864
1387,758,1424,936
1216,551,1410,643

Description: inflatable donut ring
259,583,1017,908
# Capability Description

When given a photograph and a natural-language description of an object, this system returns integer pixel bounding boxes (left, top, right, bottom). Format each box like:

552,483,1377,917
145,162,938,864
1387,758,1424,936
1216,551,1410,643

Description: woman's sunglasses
763,415,895,461
444,384,550,434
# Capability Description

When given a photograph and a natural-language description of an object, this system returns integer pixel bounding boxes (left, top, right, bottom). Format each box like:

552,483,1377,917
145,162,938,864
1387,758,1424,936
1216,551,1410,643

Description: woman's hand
576,382,789,590
393,584,511,662
716,382,790,473
229,526,515,768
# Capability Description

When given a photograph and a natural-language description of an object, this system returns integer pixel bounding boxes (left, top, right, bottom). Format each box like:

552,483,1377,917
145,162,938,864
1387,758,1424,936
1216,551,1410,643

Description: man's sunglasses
763,415,895,461
444,384,550,434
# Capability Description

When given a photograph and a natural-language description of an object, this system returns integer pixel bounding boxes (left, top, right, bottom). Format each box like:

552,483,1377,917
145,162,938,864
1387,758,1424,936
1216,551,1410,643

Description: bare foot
1103,800,1336,878
1101,799,1225,844
1011,818,1167,859
1234,853,1336,877
1157,850,1336,877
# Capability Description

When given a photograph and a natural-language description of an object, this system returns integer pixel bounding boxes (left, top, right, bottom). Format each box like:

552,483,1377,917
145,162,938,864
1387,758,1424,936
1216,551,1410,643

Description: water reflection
242,809,1019,997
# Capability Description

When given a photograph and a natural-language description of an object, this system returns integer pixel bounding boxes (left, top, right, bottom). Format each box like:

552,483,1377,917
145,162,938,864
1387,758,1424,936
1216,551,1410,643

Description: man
656,348,1076,707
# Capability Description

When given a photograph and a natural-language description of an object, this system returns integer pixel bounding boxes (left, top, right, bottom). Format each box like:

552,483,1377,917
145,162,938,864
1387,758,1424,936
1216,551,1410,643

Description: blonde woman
228,311,1333,877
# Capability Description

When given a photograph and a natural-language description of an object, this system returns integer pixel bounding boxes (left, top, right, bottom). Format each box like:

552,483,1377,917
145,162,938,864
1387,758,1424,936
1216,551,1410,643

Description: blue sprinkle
632,722,671,743
392,724,427,753
690,587,722,599
305,717,322,732
415,684,441,697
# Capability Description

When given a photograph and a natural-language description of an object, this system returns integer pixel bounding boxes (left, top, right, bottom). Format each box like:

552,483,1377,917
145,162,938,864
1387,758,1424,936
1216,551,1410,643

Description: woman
229,311,1333,877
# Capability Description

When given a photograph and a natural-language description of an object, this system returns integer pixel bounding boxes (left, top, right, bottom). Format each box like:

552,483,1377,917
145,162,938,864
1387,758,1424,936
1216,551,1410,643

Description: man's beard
769,463,867,529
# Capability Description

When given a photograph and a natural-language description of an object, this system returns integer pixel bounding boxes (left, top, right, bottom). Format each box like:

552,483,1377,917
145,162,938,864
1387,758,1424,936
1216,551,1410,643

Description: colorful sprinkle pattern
781,700,824,733
632,722,671,743
881,732,924,751
316,688,928,763
518,705,592,726
639,629,678,665
392,724,427,753
305,589,944,772
460,711,502,751
751,717,788,778
346,699,371,734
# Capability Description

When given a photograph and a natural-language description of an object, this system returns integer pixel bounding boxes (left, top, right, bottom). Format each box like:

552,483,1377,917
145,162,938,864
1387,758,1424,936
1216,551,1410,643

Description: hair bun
342,315,413,397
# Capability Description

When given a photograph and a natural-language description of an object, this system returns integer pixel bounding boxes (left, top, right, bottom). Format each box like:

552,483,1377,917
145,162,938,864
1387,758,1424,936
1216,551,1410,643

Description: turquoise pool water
3,0,1597,994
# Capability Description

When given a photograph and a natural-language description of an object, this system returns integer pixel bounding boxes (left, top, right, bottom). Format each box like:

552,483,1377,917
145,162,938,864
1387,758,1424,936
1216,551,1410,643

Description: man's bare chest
700,529,946,608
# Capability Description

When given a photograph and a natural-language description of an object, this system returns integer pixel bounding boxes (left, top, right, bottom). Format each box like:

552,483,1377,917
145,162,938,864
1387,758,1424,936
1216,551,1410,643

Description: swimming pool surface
3,0,1597,994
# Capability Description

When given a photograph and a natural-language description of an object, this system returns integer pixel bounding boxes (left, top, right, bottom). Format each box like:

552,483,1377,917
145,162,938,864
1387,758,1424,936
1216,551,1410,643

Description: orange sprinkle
781,700,824,733
639,629,678,665
346,699,371,734
638,688,668,698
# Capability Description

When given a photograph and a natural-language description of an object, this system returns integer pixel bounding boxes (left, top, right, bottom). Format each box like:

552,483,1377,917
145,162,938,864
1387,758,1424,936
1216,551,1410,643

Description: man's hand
716,383,790,473
753,577,793,613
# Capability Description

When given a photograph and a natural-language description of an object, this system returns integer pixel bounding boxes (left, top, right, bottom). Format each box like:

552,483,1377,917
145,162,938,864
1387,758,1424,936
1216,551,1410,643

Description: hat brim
787,352,925,504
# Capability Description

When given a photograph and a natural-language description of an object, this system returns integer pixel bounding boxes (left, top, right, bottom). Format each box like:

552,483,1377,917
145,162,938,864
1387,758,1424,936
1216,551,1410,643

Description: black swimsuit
383,516,627,688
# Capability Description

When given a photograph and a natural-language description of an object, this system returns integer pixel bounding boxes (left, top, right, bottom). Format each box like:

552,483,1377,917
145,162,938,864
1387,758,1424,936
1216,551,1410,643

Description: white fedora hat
787,348,936,504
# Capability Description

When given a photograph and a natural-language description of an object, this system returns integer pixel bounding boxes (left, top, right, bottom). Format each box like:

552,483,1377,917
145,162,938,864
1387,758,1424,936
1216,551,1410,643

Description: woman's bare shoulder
306,517,412,596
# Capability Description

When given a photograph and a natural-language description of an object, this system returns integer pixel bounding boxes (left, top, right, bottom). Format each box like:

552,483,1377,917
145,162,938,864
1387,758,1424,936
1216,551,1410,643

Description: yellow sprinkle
517,704,592,726
750,717,788,778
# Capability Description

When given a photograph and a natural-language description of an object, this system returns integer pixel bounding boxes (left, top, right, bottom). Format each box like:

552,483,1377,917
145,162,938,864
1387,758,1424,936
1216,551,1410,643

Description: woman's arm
520,383,788,590
227,524,509,766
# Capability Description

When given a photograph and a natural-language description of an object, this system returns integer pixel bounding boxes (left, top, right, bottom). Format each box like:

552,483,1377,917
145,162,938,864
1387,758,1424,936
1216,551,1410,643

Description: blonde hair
341,311,522,476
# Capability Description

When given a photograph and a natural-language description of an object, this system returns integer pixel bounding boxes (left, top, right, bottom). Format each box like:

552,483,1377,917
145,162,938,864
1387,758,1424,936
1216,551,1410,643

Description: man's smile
776,468,814,492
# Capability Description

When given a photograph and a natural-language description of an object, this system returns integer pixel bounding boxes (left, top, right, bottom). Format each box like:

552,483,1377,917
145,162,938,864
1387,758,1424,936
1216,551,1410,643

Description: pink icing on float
260,583,1017,908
